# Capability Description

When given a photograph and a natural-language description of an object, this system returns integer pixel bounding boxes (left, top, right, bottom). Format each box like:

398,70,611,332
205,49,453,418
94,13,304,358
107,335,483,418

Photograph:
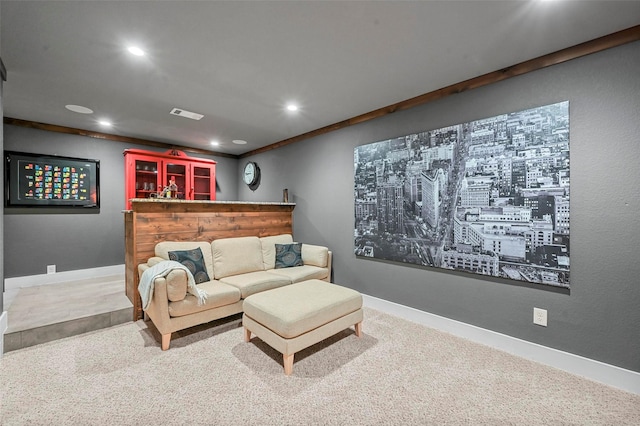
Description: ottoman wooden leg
355,321,362,337
244,327,252,342
283,353,294,376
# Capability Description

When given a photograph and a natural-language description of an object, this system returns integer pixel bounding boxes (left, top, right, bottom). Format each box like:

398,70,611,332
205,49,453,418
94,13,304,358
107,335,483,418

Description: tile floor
3,274,132,352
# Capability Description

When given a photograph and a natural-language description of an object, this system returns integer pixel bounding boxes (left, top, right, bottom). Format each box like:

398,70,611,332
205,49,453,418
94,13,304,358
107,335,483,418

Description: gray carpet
1,307,639,425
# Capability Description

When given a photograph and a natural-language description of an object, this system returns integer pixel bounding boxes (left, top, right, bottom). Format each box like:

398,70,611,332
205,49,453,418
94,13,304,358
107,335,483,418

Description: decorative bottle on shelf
162,176,178,198
169,176,178,198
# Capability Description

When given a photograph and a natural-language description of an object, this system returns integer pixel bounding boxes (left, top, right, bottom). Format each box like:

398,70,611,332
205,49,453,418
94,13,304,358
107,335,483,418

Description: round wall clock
243,161,260,186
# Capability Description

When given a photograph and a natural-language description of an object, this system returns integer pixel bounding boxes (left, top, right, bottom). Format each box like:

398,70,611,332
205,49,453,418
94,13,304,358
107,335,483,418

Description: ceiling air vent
170,108,204,121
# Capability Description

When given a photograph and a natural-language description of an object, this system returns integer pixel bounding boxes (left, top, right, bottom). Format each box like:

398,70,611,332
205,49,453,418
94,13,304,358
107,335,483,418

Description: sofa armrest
163,269,189,301
300,244,332,282
301,244,329,267
144,277,173,335
137,265,190,336
147,256,166,267
138,261,189,302
138,263,150,278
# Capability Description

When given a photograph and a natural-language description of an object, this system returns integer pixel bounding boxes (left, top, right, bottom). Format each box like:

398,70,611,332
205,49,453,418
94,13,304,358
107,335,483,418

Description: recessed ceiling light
127,46,145,56
210,140,220,146
98,120,112,127
232,140,247,145
286,103,299,112
65,104,93,114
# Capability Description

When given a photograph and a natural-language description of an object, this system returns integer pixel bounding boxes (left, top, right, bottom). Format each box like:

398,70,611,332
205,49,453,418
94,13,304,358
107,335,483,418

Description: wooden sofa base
148,300,244,350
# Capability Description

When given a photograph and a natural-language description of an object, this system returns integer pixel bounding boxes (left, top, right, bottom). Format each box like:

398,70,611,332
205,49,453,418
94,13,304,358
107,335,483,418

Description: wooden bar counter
124,199,295,321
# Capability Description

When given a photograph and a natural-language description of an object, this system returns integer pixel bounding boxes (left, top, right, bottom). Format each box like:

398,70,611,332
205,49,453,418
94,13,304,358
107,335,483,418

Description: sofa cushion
266,265,329,283
260,234,294,270
219,271,291,299
155,241,214,279
301,244,329,268
168,281,241,317
275,243,303,269
168,247,210,284
212,236,264,279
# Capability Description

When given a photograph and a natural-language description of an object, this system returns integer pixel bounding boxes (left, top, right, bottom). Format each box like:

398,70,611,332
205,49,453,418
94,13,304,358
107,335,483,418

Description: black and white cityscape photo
354,101,570,288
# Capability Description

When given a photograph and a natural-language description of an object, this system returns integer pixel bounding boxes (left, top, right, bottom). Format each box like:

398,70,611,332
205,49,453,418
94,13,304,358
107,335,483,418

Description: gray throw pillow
275,243,303,269
168,247,210,283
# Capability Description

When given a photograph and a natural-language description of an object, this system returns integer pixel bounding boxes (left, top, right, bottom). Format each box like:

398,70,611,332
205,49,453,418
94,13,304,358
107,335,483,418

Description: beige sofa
138,234,332,350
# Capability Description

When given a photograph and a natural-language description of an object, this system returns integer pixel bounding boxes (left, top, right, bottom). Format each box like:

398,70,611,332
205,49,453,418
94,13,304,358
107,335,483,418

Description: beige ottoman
242,279,363,375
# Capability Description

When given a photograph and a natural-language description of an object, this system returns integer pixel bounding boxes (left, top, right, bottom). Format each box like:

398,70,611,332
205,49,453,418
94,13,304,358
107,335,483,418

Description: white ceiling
2,1,639,157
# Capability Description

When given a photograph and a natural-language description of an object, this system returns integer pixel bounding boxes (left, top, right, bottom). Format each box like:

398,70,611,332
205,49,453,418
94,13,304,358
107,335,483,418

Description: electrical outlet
47,264,56,274
533,307,547,327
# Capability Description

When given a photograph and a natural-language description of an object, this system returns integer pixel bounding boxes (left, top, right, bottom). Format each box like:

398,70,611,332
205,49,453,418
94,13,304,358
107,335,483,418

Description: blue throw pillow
168,247,210,284
275,243,303,269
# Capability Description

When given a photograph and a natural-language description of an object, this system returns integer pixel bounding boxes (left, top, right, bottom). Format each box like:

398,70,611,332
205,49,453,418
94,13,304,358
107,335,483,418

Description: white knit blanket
138,260,208,311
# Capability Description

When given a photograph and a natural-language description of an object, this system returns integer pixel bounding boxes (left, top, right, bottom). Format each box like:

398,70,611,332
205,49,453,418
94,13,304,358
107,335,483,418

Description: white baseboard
4,264,125,292
362,294,640,396
0,311,7,357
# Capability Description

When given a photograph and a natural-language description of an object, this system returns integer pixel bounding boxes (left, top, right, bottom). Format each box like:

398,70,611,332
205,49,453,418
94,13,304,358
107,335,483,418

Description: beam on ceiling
240,24,640,158
2,117,238,159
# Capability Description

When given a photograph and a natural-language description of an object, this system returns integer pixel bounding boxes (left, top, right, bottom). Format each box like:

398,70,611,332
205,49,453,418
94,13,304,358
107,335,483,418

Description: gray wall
239,41,640,373
3,126,239,277
2,40,637,373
